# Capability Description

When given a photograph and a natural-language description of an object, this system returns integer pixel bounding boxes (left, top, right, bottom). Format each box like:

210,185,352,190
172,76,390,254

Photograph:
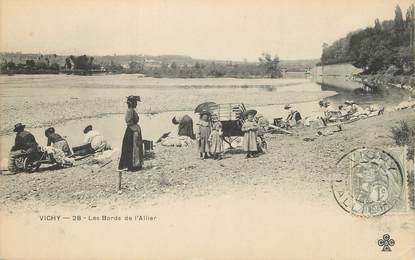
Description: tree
405,4,414,28
374,19,382,32
394,5,405,32
65,57,73,70
50,63,60,70
128,61,143,72
69,55,94,70
6,61,16,71
258,53,281,78
25,59,36,68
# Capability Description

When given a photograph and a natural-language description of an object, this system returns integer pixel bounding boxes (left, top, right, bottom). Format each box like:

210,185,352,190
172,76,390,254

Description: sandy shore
1,108,413,213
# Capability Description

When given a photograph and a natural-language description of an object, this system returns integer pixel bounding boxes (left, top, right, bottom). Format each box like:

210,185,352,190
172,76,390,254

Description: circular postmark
331,147,404,217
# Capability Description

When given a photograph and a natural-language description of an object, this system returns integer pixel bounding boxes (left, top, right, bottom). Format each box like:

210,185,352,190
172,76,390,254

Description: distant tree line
64,55,101,71
0,54,101,75
320,4,415,75
1,53,284,78
0,54,61,74
125,53,282,78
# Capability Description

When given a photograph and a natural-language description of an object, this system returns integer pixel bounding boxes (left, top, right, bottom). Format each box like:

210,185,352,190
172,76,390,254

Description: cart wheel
23,157,40,173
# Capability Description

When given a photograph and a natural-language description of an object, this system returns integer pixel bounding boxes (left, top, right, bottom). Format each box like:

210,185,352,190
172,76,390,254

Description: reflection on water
320,82,410,108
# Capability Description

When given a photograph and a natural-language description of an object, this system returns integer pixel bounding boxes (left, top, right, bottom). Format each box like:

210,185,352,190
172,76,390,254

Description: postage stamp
331,146,409,217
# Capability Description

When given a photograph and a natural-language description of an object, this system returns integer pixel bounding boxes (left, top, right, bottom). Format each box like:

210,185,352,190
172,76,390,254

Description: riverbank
314,63,415,94
357,73,415,93
0,108,413,213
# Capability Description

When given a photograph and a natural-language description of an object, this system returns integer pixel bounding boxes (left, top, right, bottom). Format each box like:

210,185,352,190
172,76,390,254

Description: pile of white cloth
160,136,194,147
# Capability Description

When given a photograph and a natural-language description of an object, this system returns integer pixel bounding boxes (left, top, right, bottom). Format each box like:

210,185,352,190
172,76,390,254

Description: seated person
338,105,350,118
8,123,39,173
83,125,111,152
344,100,367,118
172,115,195,139
284,104,302,127
41,146,74,167
45,127,72,156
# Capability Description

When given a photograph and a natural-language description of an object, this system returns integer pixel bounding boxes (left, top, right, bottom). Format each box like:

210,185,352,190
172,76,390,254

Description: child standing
241,110,258,158
196,111,211,159
209,116,224,160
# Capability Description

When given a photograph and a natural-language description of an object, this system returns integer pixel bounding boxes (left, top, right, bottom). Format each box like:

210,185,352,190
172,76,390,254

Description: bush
391,121,415,159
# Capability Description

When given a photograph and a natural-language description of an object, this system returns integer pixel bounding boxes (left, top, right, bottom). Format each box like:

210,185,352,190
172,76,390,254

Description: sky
0,0,413,61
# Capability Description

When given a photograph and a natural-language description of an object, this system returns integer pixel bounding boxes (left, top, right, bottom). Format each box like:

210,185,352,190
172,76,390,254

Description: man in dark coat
8,123,38,173
172,115,195,139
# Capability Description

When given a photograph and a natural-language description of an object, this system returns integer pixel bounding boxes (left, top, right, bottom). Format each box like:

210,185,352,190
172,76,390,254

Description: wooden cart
195,102,247,148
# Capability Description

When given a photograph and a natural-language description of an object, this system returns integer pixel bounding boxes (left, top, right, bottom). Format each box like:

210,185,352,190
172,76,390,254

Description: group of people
277,99,384,128
7,95,144,174
12,95,369,174
318,99,384,125
7,122,111,173
175,109,263,160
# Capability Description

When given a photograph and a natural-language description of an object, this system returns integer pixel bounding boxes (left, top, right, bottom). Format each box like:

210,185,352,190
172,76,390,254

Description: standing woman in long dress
118,95,144,171
196,111,211,159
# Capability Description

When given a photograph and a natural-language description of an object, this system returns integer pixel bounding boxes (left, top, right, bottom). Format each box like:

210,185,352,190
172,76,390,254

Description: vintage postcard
0,0,414,259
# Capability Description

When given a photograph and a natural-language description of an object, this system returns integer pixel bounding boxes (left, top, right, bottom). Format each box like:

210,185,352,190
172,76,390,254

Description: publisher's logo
378,234,395,252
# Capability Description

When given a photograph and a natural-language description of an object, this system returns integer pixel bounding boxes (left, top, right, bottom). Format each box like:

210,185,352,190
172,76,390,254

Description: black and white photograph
0,0,414,259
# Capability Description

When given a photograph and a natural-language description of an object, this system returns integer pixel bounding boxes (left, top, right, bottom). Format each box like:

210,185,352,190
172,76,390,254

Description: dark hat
83,125,93,134
126,95,141,102
284,104,292,109
13,123,25,132
45,127,55,136
243,109,257,117
172,117,179,125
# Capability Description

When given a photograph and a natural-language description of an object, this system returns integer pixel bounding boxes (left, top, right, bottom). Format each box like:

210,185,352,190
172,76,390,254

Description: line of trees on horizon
1,53,285,78
320,4,415,75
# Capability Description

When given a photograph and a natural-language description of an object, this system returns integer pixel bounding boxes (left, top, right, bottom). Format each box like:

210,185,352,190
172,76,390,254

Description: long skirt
210,132,223,153
243,131,258,152
198,125,211,153
42,146,74,167
118,126,144,171
53,140,72,156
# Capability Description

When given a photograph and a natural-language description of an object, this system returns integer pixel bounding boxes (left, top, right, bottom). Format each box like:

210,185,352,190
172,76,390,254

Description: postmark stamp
331,147,406,217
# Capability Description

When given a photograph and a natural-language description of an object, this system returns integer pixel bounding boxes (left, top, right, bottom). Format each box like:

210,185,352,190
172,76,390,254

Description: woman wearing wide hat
241,109,259,158
45,127,72,156
118,95,144,171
